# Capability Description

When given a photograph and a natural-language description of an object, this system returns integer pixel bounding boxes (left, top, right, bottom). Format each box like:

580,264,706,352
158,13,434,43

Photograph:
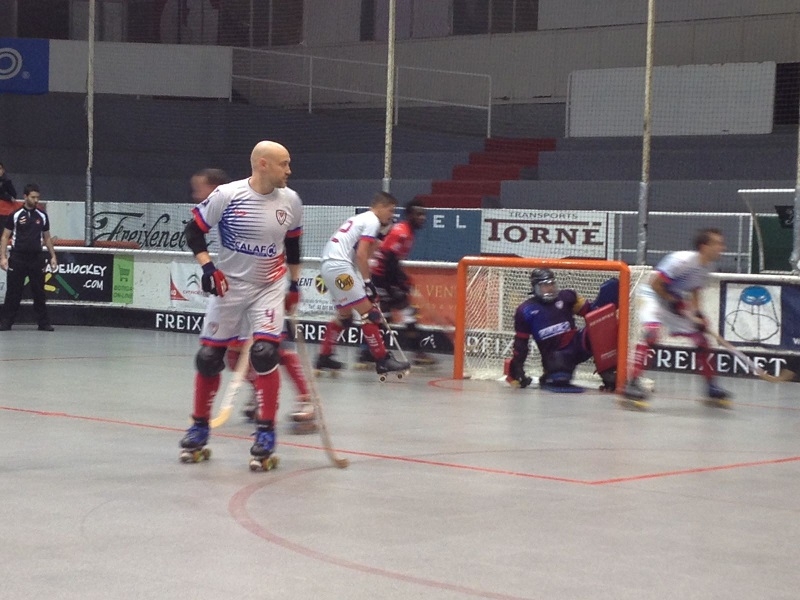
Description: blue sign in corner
0,38,49,94
409,209,481,262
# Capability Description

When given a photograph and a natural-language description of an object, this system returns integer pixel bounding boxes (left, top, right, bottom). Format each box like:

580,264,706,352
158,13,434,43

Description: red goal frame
453,256,631,388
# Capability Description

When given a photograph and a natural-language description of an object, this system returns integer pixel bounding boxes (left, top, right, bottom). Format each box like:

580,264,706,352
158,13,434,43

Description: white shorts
637,287,698,336
320,259,367,310
201,278,286,346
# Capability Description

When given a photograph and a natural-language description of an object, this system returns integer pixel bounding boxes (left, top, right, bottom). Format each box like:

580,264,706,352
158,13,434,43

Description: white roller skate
179,418,211,463
249,422,279,471
289,396,318,435
376,352,411,382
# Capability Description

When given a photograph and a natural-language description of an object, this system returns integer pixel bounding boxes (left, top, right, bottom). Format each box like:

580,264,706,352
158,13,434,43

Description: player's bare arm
355,238,373,281
43,231,58,268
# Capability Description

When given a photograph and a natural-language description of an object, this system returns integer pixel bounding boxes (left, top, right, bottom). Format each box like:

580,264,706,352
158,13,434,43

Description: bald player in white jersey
316,191,410,376
179,140,303,470
622,228,730,409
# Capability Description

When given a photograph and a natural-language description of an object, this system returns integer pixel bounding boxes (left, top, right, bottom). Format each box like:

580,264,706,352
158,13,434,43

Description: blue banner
409,209,481,262
355,207,481,262
0,38,49,94
779,284,800,350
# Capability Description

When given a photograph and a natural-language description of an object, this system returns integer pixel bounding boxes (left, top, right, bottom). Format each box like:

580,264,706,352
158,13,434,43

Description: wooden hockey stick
289,317,349,469
710,331,794,383
210,339,253,429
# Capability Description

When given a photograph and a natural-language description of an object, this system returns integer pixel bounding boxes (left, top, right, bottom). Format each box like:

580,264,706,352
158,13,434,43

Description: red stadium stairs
414,138,556,209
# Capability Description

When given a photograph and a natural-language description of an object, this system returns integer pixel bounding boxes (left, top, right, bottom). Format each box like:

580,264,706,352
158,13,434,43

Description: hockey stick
210,339,253,429
289,316,349,469
378,308,411,366
709,331,794,383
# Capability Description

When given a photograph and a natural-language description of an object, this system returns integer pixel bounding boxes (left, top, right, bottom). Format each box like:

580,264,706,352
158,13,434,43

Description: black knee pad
250,340,280,374
195,345,227,377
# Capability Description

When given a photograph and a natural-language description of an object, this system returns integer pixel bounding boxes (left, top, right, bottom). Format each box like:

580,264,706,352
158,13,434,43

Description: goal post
453,256,633,389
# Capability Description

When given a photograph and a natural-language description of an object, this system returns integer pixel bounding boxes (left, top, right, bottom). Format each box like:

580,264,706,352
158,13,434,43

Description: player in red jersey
356,199,433,366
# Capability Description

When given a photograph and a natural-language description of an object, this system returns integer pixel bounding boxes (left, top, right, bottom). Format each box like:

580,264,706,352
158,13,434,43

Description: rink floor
2,326,799,600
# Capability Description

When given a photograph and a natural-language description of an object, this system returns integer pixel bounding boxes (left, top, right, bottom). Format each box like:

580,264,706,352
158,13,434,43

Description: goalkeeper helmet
530,268,558,303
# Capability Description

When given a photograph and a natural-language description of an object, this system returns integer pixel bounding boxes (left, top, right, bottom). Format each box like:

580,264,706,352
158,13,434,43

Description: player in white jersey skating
622,228,730,409
316,192,411,376
179,141,303,470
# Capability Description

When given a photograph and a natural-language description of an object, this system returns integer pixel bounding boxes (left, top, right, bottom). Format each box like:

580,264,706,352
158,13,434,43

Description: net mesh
459,260,652,385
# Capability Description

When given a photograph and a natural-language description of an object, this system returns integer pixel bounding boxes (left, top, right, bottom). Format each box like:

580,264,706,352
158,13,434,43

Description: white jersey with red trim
192,178,303,285
638,250,712,302
321,210,381,263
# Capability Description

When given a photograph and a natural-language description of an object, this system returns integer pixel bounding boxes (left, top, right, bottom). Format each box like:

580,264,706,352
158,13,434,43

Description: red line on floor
2,404,798,486
229,474,535,600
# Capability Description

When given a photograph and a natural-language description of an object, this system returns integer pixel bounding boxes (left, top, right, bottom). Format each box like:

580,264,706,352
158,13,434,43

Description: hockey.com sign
481,209,615,259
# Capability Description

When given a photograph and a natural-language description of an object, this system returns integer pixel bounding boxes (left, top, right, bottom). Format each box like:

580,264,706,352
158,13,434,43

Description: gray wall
499,180,796,213
292,6,800,107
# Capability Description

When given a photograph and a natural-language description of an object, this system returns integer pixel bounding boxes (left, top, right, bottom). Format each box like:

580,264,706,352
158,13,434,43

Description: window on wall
454,0,538,35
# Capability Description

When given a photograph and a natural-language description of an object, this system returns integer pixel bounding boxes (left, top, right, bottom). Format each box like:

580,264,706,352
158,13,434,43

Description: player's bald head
251,141,289,168
250,140,292,191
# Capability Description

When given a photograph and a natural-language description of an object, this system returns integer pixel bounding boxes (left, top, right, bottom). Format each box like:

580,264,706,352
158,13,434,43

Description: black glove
506,360,532,389
364,279,379,303
201,262,228,297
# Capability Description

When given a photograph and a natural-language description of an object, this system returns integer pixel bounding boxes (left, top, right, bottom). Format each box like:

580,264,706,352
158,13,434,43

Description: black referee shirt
6,207,50,253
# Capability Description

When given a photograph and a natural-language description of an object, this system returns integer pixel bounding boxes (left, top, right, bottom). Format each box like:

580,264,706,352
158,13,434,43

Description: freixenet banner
92,205,215,251
480,209,615,259
0,38,49,94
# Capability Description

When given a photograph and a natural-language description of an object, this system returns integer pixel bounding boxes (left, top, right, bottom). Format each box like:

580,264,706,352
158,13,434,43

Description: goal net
454,256,652,389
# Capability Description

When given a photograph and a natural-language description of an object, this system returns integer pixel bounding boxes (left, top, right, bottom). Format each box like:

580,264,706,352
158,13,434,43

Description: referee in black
0,183,58,331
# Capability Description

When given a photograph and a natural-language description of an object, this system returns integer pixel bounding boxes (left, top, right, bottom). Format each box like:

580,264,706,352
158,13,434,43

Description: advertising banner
169,261,208,309
112,255,134,304
93,205,212,251
410,209,481,262
720,281,783,347
481,209,615,259
0,38,49,94
47,252,114,302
